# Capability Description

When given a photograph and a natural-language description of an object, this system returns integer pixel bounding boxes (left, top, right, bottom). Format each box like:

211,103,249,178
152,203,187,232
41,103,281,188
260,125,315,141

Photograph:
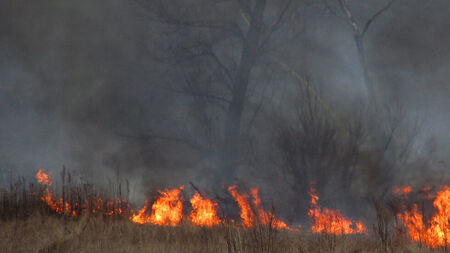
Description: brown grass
0,214,445,253
0,176,446,253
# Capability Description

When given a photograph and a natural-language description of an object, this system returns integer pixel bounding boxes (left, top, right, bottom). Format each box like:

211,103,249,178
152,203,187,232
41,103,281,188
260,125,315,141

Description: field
1,214,445,253
0,172,448,253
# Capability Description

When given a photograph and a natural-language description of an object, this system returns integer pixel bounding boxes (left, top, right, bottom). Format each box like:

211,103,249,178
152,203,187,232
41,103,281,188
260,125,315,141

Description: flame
189,192,222,226
35,170,126,217
251,188,292,230
392,186,412,197
131,200,152,224
228,185,255,228
35,169,70,215
397,186,449,248
228,185,293,230
36,169,52,186
308,187,367,234
131,186,184,226
421,185,435,199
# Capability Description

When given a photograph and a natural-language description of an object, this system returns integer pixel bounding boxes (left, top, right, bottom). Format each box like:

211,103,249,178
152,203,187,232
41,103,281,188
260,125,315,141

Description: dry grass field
0,214,445,253
0,171,447,253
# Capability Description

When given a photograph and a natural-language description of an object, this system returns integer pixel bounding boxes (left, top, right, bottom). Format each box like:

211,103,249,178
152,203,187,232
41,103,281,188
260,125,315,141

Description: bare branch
268,0,293,36
361,0,396,37
259,0,293,48
338,0,359,34
269,55,344,131
134,0,243,38
207,51,235,92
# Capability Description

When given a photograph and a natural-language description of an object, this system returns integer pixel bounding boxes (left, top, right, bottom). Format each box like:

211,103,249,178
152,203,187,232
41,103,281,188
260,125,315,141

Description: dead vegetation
0,182,446,253
0,213,445,253
1,174,448,253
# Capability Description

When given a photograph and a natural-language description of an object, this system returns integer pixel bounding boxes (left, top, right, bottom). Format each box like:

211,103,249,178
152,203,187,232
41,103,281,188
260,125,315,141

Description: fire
392,186,412,197
421,185,435,199
35,170,126,217
397,186,449,248
36,169,52,186
228,185,255,228
308,187,367,234
131,200,151,224
131,186,184,226
36,169,385,235
250,188,292,230
228,185,293,230
189,192,222,226
35,169,71,215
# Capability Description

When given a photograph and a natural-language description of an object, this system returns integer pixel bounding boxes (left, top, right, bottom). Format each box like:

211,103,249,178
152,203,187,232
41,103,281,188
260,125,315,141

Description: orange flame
131,200,152,224
420,185,435,200
36,169,52,186
228,185,293,230
228,185,255,228
397,186,449,248
251,188,292,230
35,169,70,215
392,186,412,197
189,192,222,227
35,170,127,217
131,186,184,226
308,187,367,234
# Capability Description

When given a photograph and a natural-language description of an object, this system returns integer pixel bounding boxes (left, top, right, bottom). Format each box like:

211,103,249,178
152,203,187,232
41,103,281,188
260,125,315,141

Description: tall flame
308,187,367,234
251,188,292,230
228,185,293,230
397,186,449,248
131,186,184,226
228,185,254,228
189,192,222,227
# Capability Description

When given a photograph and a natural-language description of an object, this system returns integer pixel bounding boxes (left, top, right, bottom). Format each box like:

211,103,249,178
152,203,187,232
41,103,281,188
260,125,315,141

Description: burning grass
308,187,367,235
0,169,448,252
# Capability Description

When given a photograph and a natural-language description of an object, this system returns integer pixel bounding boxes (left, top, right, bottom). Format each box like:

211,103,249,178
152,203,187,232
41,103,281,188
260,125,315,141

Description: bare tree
134,0,296,185
335,0,397,102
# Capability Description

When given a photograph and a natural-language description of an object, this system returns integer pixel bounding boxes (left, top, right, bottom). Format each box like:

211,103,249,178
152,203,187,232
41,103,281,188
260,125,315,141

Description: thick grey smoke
0,0,449,215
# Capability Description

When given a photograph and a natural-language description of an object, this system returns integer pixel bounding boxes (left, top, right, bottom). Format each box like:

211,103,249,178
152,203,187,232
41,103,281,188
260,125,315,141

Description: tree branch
207,51,235,92
259,0,293,49
269,0,293,36
134,0,243,38
338,0,359,34
361,0,396,37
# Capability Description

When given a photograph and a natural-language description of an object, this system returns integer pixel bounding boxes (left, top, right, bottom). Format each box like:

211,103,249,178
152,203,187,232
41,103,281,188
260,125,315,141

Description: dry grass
0,176,446,253
0,214,445,253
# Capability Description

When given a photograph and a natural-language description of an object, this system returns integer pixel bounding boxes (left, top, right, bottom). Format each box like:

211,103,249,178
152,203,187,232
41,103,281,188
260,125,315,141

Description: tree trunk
221,0,266,184
354,34,376,105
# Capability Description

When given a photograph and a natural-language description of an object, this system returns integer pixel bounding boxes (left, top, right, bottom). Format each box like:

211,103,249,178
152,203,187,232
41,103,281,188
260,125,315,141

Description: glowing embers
35,169,126,217
392,186,412,198
36,169,52,186
397,186,449,248
131,186,184,226
189,192,222,227
228,185,293,230
308,187,367,234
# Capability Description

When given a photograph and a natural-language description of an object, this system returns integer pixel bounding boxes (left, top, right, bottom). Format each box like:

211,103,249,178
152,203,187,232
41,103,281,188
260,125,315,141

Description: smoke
0,0,449,214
